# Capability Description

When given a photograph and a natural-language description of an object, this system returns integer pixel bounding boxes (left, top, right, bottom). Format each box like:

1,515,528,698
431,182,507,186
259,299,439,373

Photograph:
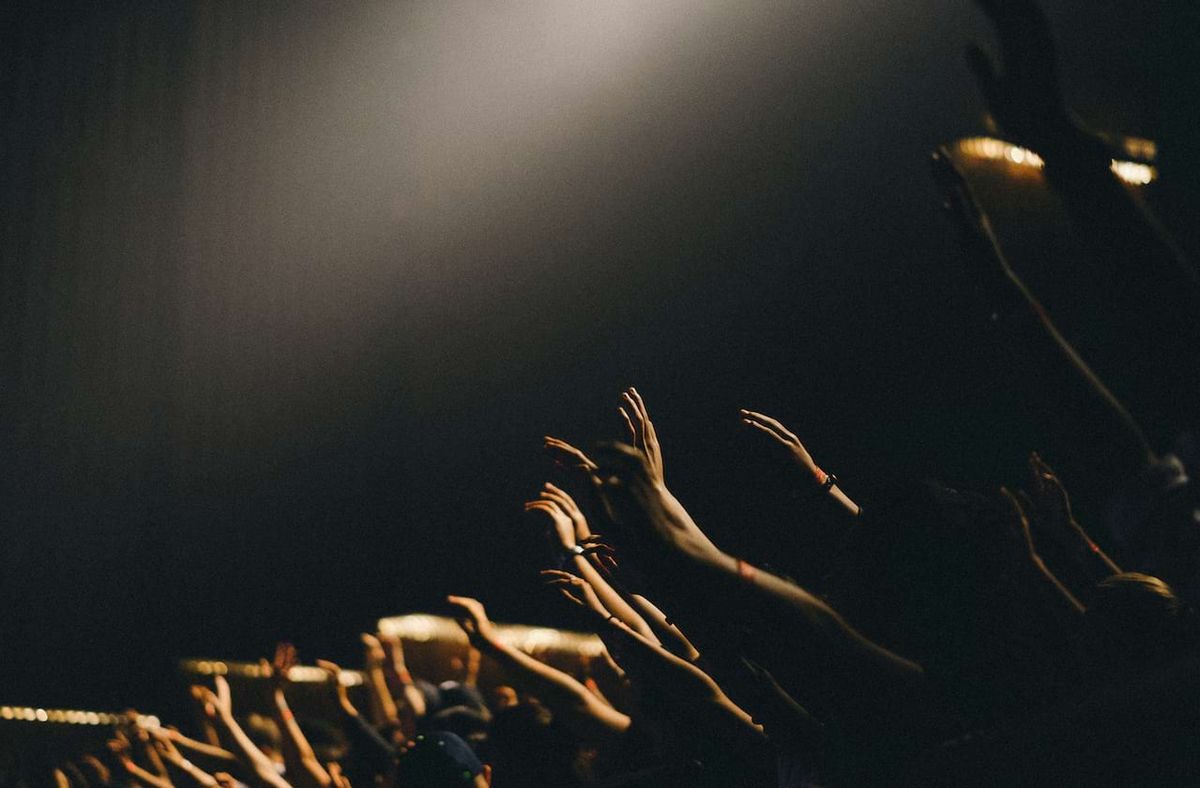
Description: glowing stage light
955,136,1157,185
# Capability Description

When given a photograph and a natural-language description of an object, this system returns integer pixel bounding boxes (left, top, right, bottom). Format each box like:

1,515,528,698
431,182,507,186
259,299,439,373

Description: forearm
479,637,631,743
627,593,698,662
652,540,923,706
120,759,172,788
382,656,426,737
572,555,657,643
160,753,220,788
600,614,760,735
212,712,289,788
166,734,241,777
364,662,400,726
973,215,1157,478
272,690,329,786
1027,555,1086,618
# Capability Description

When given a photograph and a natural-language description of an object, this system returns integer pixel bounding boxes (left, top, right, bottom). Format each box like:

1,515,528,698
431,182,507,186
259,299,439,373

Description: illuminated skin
194,676,291,788
263,643,335,788
526,486,658,642
378,629,428,734
739,409,862,519
150,731,222,788
360,632,400,730
587,441,925,712
544,567,766,743
445,595,632,745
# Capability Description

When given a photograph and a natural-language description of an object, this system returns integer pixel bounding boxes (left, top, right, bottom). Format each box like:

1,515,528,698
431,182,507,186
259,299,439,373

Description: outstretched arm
316,659,396,779
378,631,427,739
967,0,1199,298
1019,453,1122,597
589,442,923,714
195,677,290,788
740,409,861,520
545,569,770,744
526,485,658,643
264,644,332,788
931,146,1157,483
446,595,631,745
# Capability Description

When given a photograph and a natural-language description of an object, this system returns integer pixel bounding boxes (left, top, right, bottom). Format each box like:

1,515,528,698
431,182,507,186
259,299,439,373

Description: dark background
2,1,1198,717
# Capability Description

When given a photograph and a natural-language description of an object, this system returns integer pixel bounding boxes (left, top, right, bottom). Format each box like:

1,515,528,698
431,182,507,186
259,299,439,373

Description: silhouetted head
486,702,582,787
1086,573,1193,674
395,731,491,788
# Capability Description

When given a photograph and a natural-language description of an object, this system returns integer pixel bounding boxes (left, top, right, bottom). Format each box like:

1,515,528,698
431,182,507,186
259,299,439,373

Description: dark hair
394,731,484,787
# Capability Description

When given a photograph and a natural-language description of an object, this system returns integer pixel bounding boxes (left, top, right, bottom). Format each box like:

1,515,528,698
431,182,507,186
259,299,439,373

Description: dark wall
1,1,1195,714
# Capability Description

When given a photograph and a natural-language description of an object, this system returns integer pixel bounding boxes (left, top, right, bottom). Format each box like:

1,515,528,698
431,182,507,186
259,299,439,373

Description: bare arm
197,677,291,788
589,442,924,712
447,595,631,745
264,644,332,788
740,410,861,520
527,486,658,643
931,146,1157,481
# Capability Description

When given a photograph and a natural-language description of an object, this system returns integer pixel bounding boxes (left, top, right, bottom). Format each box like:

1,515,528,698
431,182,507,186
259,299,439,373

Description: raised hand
1024,452,1122,577
543,436,599,476
361,633,386,666
740,409,862,518
524,496,577,551
591,442,718,561
153,734,221,788
739,410,820,478
618,387,665,485
210,675,233,718
316,660,358,718
264,641,297,690
541,569,608,618
541,482,592,542
446,595,499,650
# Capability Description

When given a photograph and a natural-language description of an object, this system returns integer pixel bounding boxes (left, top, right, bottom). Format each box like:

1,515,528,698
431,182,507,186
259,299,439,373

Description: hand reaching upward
525,496,577,551
591,442,718,562
541,569,609,618
447,595,500,651
618,387,665,485
739,410,819,479
541,482,592,543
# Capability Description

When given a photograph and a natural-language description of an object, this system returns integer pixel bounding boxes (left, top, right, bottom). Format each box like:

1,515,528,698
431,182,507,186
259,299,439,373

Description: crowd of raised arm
6,0,1200,785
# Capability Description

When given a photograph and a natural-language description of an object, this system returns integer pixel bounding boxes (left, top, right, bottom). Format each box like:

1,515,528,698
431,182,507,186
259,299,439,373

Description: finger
739,410,797,442
618,406,637,446
544,437,598,471
541,484,582,516
315,659,342,676
539,569,574,580
591,441,647,471
627,387,648,420
557,588,583,606
741,417,790,446
630,388,658,443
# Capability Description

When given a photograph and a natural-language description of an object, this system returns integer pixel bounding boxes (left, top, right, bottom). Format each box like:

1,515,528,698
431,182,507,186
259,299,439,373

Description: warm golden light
378,614,606,657
178,659,365,686
955,136,1157,186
